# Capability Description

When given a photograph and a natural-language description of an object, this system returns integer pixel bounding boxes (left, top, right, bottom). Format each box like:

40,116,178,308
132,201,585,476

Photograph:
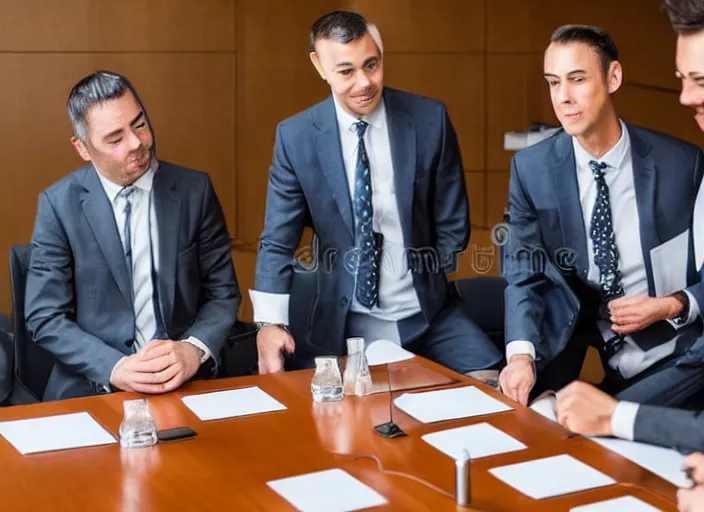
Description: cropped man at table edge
553,8,704,505
501,25,704,409
25,71,240,401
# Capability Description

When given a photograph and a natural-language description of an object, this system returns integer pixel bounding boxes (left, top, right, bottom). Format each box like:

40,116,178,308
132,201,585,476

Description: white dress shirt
96,161,212,375
249,98,421,324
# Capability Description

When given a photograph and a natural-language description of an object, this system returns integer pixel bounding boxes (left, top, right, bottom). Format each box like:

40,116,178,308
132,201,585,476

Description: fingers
608,294,647,311
612,323,641,335
160,372,189,393
284,334,296,354
610,313,641,325
258,352,284,374
677,486,697,512
499,364,534,405
139,340,177,361
685,453,704,485
132,353,175,373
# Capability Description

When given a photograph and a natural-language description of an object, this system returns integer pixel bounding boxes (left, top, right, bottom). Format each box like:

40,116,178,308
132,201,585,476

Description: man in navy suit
500,25,704,411
553,6,704,509
251,10,502,381
25,71,240,400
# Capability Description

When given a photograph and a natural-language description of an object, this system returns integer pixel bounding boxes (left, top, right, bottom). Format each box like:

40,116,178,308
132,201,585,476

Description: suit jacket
504,124,704,366
255,87,469,354
25,161,240,400
635,403,704,453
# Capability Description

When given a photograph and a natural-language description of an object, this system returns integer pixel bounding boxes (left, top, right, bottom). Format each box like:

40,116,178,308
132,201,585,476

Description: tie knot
354,120,368,138
118,186,136,201
589,160,608,178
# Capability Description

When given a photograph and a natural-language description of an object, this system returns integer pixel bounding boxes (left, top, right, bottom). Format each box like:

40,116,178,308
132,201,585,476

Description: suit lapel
80,165,132,306
385,90,417,245
152,163,181,325
314,97,355,239
549,133,589,275
629,125,660,295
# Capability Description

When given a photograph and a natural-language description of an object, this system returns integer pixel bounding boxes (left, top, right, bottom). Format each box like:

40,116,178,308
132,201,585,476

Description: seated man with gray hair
25,71,240,400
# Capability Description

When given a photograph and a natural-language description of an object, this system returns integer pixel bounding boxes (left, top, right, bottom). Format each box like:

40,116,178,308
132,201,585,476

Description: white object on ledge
504,128,561,151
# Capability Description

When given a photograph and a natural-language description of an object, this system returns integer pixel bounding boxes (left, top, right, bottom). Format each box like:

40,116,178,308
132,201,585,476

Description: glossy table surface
0,357,679,511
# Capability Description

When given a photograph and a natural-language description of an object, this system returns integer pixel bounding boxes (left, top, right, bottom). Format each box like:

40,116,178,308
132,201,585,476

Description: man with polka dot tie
501,24,704,419
251,10,504,382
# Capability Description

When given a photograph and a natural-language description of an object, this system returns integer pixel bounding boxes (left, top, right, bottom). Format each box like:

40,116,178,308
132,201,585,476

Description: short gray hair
67,71,150,142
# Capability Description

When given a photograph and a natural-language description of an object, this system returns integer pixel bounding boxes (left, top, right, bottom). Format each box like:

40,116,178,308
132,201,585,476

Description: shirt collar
333,94,386,134
572,119,630,170
96,156,159,204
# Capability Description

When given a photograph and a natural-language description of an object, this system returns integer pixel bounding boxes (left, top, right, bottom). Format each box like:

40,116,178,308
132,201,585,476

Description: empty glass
311,356,344,403
119,399,158,448
343,337,372,397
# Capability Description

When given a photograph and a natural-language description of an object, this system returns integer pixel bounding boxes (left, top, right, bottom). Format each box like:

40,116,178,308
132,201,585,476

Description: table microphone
373,363,407,438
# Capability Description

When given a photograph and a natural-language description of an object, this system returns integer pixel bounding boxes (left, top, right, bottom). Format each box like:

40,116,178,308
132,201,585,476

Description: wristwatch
668,291,690,325
255,322,290,333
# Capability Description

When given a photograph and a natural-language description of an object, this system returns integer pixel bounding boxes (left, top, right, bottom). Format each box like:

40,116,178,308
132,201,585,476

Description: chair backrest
453,277,507,348
9,244,55,401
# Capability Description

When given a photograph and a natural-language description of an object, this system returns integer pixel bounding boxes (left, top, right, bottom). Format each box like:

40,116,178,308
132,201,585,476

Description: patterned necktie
352,120,379,309
118,186,137,275
588,160,625,359
118,185,167,349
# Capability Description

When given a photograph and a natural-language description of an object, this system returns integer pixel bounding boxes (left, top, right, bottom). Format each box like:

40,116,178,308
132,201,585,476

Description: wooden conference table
0,357,680,511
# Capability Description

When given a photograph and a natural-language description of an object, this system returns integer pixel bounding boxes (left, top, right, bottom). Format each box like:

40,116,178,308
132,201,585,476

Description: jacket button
340,297,349,307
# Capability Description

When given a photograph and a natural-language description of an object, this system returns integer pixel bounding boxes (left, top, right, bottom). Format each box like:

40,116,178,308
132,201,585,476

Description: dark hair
550,24,619,75
663,0,704,34
309,10,369,52
67,70,150,142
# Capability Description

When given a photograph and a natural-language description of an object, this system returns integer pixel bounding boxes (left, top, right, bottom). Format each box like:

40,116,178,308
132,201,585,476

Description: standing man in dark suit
251,10,502,381
500,25,704,410
553,8,704,510
25,71,240,401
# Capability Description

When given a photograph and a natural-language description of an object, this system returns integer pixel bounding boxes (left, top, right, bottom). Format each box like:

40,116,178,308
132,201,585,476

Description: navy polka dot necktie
589,160,625,359
352,120,379,309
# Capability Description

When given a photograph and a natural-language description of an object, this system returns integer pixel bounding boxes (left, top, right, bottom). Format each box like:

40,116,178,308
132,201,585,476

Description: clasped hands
110,339,202,393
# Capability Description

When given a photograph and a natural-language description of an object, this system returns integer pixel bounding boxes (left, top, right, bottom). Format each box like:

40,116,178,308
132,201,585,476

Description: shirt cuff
610,400,640,441
506,340,536,361
108,356,127,391
183,336,213,364
685,290,700,325
249,289,290,325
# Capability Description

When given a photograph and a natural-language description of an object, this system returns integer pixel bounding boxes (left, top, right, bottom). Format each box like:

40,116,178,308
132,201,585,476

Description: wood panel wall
0,0,696,324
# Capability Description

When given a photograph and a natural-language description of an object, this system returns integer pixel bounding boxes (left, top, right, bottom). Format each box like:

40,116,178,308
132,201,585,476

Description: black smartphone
157,426,198,442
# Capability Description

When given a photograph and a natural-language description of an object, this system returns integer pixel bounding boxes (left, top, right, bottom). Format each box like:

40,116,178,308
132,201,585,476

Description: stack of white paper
0,412,117,455
590,437,689,488
570,496,661,512
181,386,286,421
489,454,616,499
365,339,415,366
422,422,527,460
393,386,512,423
267,468,387,511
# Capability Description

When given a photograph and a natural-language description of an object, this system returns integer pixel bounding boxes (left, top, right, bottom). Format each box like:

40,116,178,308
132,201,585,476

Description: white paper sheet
422,422,527,460
181,386,286,421
393,386,512,423
267,468,388,512
590,437,689,488
570,496,661,512
529,394,558,422
650,229,689,297
0,412,117,455
365,339,415,366
489,454,616,499
695,179,704,270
